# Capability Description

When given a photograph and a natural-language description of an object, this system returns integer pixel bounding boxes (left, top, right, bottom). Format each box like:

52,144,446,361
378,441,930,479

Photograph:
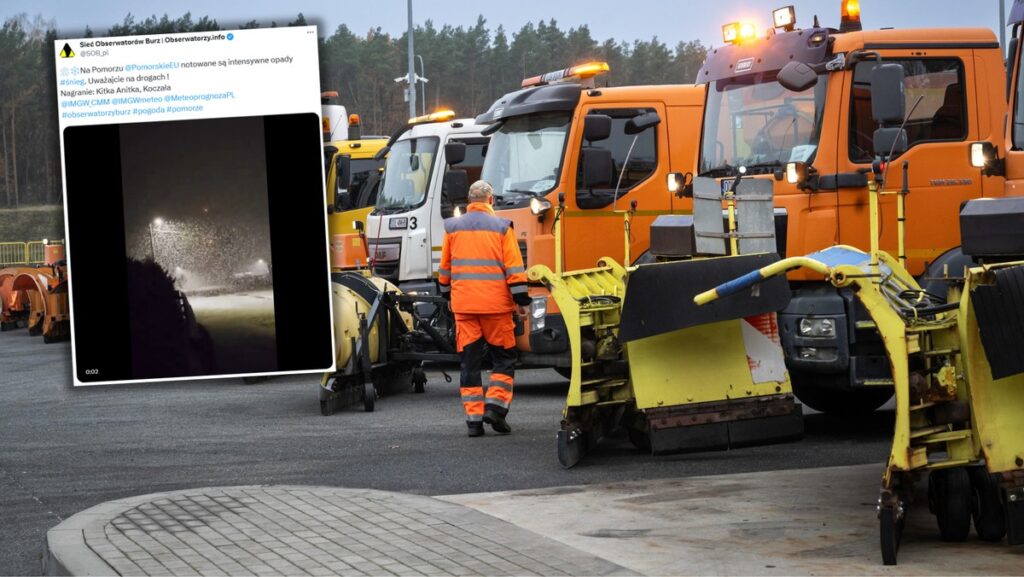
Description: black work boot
467,422,484,437
483,409,511,435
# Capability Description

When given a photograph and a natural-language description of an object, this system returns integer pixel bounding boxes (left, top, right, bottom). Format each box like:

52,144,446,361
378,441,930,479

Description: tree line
0,11,708,207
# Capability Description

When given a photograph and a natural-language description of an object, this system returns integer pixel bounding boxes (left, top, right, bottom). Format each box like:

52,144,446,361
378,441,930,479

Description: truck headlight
530,296,547,331
799,317,836,338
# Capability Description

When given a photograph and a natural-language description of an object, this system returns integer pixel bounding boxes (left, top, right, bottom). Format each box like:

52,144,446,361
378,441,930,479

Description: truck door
1006,27,1024,188
837,54,977,275
564,104,665,270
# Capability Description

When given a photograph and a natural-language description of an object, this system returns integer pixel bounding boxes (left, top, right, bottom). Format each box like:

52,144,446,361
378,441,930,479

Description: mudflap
647,396,803,455
1007,486,1024,546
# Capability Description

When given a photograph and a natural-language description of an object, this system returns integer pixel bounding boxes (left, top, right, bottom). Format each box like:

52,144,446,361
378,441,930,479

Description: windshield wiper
741,160,783,175
698,165,738,178
744,160,782,169
374,205,410,215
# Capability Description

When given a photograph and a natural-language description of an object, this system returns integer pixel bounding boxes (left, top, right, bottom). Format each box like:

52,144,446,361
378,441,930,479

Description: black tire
970,466,1007,542
879,506,903,566
790,372,893,415
412,368,426,394
363,381,375,412
319,399,335,416
930,468,972,542
627,427,652,453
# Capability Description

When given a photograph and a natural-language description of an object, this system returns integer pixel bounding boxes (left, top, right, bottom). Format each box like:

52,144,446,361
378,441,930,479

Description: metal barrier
27,241,46,264
0,240,57,267
0,242,28,267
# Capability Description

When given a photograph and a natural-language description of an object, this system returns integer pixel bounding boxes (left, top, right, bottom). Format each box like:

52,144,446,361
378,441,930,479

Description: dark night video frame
64,113,335,385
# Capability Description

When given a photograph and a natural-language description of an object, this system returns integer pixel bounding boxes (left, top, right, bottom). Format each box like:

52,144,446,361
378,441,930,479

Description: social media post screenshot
56,26,335,385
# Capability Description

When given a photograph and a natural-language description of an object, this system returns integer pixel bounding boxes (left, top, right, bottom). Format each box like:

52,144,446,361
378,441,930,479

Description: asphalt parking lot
0,329,892,575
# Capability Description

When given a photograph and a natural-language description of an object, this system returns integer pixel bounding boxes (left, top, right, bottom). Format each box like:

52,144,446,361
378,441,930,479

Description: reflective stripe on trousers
458,337,516,422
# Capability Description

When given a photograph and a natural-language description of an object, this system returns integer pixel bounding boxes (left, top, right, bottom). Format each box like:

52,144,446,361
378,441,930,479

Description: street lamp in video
148,217,164,260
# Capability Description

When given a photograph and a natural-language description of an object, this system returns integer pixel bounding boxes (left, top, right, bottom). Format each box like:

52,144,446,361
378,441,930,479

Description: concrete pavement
46,464,1024,576
445,463,1024,575
44,486,627,576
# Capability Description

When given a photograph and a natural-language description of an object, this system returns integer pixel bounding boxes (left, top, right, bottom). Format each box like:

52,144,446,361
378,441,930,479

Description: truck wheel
363,381,376,412
790,372,892,415
320,399,336,416
930,468,972,542
627,428,652,453
879,506,903,565
412,368,426,394
970,466,1007,542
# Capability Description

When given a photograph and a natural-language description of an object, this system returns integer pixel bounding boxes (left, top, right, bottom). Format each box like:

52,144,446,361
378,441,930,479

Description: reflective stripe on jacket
438,202,527,314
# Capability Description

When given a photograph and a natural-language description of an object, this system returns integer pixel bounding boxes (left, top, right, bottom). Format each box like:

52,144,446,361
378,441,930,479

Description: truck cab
324,137,388,238
693,2,1006,413
973,0,1024,189
365,112,488,295
475,63,706,364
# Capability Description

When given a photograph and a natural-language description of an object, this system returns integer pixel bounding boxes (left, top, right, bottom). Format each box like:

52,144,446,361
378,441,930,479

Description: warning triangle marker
60,43,75,58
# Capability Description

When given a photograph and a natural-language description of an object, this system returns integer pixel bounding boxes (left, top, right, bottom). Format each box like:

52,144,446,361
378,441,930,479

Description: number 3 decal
409,216,418,230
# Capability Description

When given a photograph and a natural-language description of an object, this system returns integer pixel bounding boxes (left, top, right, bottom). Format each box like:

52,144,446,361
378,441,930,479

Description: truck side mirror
625,111,661,135
873,127,908,157
444,141,467,166
323,145,339,176
583,114,612,143
444,170,469,205
582,147,614,189
776,61,818,92
334,154,353,211
870,63,905,124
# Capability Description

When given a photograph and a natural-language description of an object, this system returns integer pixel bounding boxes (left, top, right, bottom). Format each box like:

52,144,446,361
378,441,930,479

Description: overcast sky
3,1,1014,49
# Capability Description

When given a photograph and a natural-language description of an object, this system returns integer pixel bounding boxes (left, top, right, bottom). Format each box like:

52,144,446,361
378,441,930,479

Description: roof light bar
521,61,610,88
408,109,456,125
723,21,757,44
739,22,757,41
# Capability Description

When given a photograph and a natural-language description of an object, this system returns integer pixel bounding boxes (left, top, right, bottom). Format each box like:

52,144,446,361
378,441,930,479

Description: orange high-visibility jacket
438,202,528,314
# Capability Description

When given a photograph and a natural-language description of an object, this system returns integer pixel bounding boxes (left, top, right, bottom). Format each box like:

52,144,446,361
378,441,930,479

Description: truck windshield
481,112,571,200
700,72,827,177
375,137,439,213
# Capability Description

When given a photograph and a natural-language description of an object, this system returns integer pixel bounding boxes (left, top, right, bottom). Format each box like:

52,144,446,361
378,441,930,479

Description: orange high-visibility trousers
456,312,516,423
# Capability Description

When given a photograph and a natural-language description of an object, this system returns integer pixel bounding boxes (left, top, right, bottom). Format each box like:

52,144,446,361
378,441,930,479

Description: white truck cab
365,112,488,294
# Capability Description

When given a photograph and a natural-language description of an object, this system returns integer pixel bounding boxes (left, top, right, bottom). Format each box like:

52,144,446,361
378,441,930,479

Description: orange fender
2,266,70,341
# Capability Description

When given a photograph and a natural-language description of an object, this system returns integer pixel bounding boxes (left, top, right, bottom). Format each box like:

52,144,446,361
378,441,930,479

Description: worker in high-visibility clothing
439,180,531,437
